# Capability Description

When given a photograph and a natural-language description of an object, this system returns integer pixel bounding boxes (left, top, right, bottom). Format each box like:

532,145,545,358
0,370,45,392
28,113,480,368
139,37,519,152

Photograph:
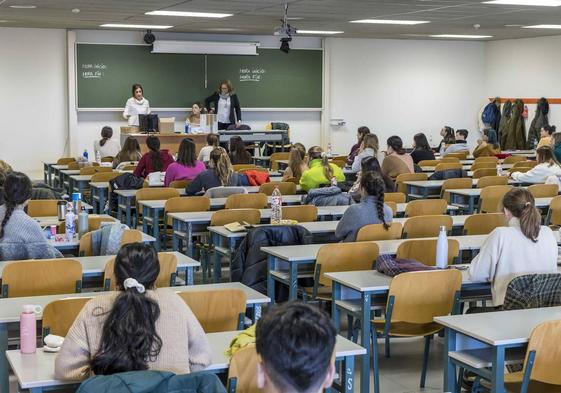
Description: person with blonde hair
186,147,241,195
299,146,345,192
469,188,557,306
350,134,379,173
282,143,308,181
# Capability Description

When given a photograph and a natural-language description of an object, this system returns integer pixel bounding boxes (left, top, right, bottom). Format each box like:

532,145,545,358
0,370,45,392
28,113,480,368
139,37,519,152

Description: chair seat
504,373,561,393
371,320,443,337
303,285,332,301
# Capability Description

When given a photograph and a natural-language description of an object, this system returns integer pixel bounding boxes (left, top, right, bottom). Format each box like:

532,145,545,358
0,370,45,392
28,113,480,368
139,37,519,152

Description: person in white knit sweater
469,188,558,306
510,146,561,184
123,83,150,127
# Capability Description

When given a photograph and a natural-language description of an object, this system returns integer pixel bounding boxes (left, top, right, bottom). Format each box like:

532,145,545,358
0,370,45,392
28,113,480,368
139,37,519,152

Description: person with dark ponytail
133,135,175,178
55,243,211,380
469,188,557,307
335,172,393,242
0,172,62,260
93,126,121,159
299,146,345,192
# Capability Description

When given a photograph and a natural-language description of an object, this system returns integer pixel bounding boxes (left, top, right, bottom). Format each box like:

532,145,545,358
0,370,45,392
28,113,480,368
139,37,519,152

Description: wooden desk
122,133,209,156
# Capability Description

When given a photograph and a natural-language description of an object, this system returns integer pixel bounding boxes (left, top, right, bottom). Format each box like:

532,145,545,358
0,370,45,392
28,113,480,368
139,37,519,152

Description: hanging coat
499,100,512,148
527,97,549,149
504,99,526,150
482,98,501,132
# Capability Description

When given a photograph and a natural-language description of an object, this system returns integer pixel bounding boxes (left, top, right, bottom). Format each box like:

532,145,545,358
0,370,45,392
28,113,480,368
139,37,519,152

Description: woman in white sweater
123,83,150,127
510,146,561,184
93,126,121,158
350,134,379,173
469,188,558,306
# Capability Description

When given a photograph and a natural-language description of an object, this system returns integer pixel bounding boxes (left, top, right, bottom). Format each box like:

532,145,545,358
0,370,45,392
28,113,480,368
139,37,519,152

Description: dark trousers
218,122,234,130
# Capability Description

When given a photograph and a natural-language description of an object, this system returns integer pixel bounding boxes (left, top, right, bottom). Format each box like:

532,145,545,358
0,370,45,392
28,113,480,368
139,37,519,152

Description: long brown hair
218,80,234,94
362,134,379,155
100,126,113,147
176,138,196,167
188,102,202,124
210,147,234,185
502,188,541,242
308,146,333,181
206,133,219,147
116,137,141,163
536,146,559,167
288,143,306,179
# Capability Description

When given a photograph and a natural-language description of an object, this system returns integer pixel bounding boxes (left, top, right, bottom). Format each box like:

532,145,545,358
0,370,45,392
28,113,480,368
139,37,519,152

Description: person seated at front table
469,188,557,307
55,243,211,379
164,138,205,187
228,135,252,165
510,146,561,184
185,102,203,133
537,125,556,149
346,126,370,166
336,172,393,242
410,132,435,164
473,128,501,158
256,302,337,393
93,126,121,159
186,147,241,195
0,172,62,261
381,136,414,179
282,143,308,181
440,129,469,156
133,135,174,179
299,146,345,192
113,137,142,169
350,134,379,173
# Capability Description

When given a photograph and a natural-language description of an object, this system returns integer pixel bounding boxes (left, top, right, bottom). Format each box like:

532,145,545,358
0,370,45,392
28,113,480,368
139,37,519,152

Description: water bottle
327,143,333,157
435,225,448,269
20,305,42,354
185,123,190,134
497,163,504,176
271,187,283,224
65,202,76,241
83,149,89,161
95,150,102,164
331,176,338,187
78,206,89,239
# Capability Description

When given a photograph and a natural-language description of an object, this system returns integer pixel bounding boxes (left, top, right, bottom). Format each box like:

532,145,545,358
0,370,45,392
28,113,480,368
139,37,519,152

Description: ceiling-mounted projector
274,3,297,53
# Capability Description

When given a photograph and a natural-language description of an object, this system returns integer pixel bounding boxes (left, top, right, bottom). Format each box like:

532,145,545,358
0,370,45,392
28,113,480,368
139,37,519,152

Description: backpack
482,102,498,125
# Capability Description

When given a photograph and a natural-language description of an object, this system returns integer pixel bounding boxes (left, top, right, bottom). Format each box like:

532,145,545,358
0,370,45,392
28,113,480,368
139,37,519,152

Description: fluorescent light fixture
9,5,36,8
296,30,343,34
350,19,430,25
145,10,232,18
522,24,561,28
430,34,493,38
152,40,259,55
100,23,173,29
483,0,561,6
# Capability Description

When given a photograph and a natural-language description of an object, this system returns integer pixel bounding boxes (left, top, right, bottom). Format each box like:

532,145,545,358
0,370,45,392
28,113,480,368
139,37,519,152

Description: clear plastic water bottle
72,192,82,214
435,225,448,269
83,149,89,161
65,202,76,241
78,206,89,239
95,150,102,164
331,176,338,187
327,143,333,157
271,187,283,224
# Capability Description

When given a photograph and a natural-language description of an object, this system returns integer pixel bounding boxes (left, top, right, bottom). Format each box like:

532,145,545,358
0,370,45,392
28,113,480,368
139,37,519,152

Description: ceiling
2,0,561,40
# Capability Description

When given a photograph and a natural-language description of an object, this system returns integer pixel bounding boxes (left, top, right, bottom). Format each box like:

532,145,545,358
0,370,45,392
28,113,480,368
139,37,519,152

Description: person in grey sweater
335,172,393,242
0,172,62,261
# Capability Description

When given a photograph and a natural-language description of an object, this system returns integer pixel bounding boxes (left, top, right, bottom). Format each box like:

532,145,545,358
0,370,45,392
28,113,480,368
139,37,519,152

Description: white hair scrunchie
123,278,145,294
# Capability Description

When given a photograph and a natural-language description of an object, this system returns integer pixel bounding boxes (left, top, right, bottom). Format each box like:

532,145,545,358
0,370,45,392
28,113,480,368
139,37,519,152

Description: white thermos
435,225,448,269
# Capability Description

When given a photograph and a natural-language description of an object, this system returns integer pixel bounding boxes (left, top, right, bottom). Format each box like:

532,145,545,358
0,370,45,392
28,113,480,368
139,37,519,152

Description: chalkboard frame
75,42,324,111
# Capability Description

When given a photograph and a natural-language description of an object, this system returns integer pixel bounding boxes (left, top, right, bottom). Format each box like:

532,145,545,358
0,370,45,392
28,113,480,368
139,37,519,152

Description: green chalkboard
76,43,322,109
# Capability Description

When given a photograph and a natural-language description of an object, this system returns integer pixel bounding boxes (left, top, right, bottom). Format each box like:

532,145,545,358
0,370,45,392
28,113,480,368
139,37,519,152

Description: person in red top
133,136,175,178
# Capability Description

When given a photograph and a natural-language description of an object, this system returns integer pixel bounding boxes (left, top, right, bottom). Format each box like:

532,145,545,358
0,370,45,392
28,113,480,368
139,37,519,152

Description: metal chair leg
420,335,431,388
346,314,354,340
384,335,391,358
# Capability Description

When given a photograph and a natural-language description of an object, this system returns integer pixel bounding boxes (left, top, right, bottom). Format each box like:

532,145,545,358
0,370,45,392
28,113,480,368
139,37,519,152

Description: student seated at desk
197,134,219,165
346,126,370,166
113,137,142,170
299,146,345,192
336,172,393,242
256,302,336,393
93,126,120,159
381,136,414,178
473,128,500,158
133,136,174,178
185,102,203,133
537,125,556,149
436,125,455,153
0,172,62,260
55,243,211,379
349,156,394,202
440,129,469,156
350,134,379,173
410,132,435,164
552,132,561,163
469,188,557,307
186,147,241,195
229,135,252,165
164,138,205,187
282,143,308,181
510,146,561,184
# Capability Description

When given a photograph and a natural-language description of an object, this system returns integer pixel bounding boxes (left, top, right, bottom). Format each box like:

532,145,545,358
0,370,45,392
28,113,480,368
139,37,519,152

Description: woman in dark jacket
411,133,435,164
205,80,242,130
228,136,252,165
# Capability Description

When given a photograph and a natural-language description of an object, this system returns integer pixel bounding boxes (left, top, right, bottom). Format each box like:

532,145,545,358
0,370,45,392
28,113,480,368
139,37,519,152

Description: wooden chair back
402,215,453,238
2,259,82,297
178,289,247,332
477,176,508,188
67,161,80,170
444,152,469,160
547,195,561,226
90,172,120,182
472,168,498,179
331,160,346,168
404,199,447,217
259,182,297,196
528,184,559,198
386,201,397,217
79,229,142,256
396,173,428,194
441,178,472,202
27,199,63,217
356,222,403,241
520,320,561,385
228,346,260,393
512,161,538,169
120,229,143,246
474,157,498,164
270,152,290,171
42,297,92,337
281,205,318,222
122,165,137,171
57,215,115,234
225,193,268,209
56,157,76,165
233,164,257,172
79,167,97,175
95,167,113,173
103,252,177,290
435,163,462,172
101,156,114,163
136,188,180,208
210,209,261,226
503,155,526,165
169,180,190,189
441,157,460,163
417,160,441,167
385,192,406,204
470,162,497,171
316,242,379,287
508,167,532,175
463,213,508,235
396,239,460,267
479,185,513,213
164,196,211,225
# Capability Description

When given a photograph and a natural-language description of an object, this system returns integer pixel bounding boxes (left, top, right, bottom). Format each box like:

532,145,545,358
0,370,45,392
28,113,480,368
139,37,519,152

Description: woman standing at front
205,80,241,130
123,84,150,127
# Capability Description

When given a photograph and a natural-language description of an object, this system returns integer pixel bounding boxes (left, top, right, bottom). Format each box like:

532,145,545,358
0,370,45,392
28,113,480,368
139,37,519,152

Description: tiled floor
9,335,450,392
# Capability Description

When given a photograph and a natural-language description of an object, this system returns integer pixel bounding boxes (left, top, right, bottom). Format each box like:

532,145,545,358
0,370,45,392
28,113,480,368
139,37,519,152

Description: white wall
325,38,486,153
485,35,561,127
0,28,67,173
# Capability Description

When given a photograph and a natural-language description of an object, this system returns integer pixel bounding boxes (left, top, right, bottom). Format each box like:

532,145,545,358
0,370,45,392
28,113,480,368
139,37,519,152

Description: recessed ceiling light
100,23,173,29
296,30,343,34
522,24,561,28
504,24,523,27
0,20,9,22
350,19,430,25
9,4,36,8
430,34,493,38
483,0,561,5
287,17,304,20
145,11,232,18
